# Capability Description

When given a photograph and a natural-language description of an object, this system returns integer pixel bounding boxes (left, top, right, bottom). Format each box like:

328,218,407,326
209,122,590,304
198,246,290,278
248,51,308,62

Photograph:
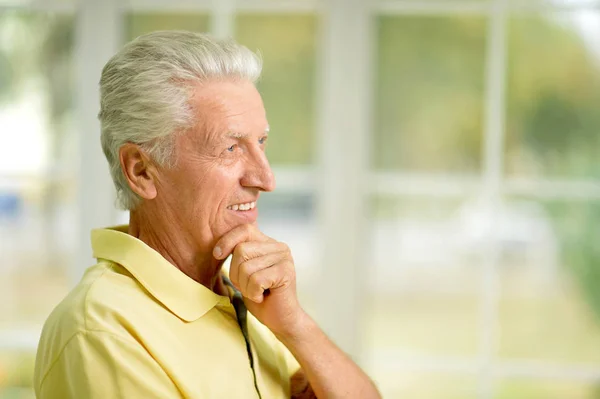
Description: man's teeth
227,202,256,211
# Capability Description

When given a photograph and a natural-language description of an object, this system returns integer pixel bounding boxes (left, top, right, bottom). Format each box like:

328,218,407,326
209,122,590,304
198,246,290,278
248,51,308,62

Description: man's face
154,80,275,252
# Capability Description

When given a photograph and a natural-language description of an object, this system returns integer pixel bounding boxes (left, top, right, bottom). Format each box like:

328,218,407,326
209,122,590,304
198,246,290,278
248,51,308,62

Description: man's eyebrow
226,128,270,139
227,131,249,139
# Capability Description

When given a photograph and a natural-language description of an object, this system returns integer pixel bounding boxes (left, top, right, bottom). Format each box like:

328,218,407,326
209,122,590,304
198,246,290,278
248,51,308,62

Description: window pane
366,196,482,358
125,13,210,40
505,12,600,178
235,14,317,166
374,16,486,172
370,371,477,399
0,10,74,395
496,379,598,399
499,199,600,363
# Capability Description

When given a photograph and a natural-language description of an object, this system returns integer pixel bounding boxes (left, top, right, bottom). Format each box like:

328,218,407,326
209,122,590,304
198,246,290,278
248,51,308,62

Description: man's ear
119,143,158,201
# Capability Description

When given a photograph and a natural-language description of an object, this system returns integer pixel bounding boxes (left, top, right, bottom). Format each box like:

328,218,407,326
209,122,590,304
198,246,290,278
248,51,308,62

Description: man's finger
213,224,272,260
232,241,288,263
243,262,293,303
231,251,288,293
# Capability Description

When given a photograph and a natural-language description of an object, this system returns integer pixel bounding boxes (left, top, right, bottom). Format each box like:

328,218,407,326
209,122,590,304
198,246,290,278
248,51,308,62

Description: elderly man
33,31,380,398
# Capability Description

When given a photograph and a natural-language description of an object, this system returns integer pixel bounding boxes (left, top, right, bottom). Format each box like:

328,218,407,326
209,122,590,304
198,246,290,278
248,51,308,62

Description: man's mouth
227,201,256,211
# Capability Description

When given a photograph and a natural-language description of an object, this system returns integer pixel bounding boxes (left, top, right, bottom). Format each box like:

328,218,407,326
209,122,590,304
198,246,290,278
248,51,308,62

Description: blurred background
1,0,600,398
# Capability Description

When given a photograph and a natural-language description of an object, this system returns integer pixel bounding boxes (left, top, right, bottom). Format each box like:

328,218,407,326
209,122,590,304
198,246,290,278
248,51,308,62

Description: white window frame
1,0,600,398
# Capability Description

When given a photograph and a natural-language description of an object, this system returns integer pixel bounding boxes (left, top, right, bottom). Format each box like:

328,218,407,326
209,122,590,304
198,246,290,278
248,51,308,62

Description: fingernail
213,246,222,258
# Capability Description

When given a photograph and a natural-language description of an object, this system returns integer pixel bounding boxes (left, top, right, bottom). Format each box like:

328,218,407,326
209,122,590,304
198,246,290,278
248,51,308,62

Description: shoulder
34,261,151,385
39,260,146,338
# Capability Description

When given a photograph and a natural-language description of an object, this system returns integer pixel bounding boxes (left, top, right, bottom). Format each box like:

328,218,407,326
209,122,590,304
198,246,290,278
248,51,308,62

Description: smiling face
153,79,275,252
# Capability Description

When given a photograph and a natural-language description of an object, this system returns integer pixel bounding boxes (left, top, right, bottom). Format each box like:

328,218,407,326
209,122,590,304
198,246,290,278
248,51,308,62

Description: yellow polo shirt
34,225,298,398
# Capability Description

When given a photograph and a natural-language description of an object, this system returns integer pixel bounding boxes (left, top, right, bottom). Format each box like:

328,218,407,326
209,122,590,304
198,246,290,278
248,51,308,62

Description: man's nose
241,149,276,192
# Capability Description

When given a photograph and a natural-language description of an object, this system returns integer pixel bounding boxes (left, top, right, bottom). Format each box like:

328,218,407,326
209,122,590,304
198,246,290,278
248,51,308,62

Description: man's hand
213,224,304,336
214,224,381,399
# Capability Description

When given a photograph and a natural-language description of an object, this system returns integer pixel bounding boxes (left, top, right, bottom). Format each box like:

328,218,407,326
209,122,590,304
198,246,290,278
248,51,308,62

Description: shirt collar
91,225,231,322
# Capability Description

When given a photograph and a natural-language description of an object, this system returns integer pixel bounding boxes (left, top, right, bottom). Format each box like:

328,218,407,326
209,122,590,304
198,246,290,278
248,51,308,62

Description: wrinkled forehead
188,80,268,144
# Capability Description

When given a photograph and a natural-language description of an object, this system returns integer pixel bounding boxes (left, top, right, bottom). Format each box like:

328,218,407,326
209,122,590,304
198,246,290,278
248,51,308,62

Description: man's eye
258,137,268,145
227,144,237,152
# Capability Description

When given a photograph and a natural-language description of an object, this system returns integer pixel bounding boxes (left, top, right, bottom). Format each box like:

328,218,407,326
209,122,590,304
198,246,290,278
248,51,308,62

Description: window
368,3,600,398
3,1,599,398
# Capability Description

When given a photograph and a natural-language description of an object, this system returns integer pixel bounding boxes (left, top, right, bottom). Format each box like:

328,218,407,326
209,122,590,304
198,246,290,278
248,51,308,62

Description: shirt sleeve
37,331,181,399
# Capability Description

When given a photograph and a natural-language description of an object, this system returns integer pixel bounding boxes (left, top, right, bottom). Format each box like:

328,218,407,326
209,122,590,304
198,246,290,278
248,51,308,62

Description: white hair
98,30,262,210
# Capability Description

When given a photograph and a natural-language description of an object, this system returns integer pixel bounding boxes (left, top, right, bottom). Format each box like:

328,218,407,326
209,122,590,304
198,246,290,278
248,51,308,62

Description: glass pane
257,193,319,319
366,196,482,358
235,14,317,166
370,371,477,399
496,379,598,399
0,350,35,398
505,12,600,178
499,199,600,363
374,16,487,172
125,13,210,40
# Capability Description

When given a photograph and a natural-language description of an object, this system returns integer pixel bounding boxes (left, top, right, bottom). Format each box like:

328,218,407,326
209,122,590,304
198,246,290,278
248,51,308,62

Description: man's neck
128,207,228,296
